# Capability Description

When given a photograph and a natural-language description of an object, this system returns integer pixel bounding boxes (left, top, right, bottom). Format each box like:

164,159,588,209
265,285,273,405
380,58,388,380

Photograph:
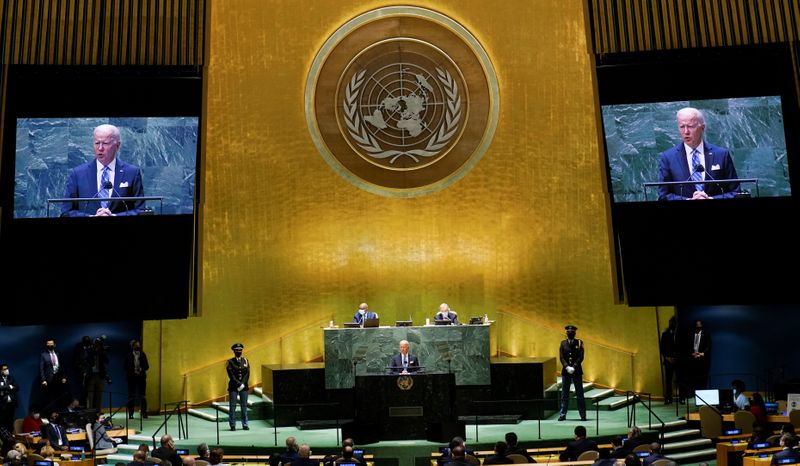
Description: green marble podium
323,323,492,389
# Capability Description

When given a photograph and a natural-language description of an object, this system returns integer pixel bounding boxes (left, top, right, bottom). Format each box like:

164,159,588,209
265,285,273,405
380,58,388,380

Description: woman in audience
749,392,768,426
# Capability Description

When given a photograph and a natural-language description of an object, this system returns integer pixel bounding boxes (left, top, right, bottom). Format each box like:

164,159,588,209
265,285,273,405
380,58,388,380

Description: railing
624,391,666,444
149,400,189,447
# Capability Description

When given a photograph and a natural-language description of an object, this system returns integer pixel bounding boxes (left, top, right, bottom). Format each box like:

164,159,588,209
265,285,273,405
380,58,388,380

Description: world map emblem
306,7,499,196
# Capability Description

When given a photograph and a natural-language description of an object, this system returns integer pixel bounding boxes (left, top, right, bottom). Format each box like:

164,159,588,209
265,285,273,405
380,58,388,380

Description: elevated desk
324,323,493,389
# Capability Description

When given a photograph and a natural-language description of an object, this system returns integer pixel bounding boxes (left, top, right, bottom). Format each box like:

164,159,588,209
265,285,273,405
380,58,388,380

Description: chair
767,434,782,446
505,454,529,464
734,410,756,434
13,418,24,434
650,460,673,466
576,450,600,461
699,405,723,438
464,454,481,466
790,409,800,430
195,461,210,466
85,422,117,456
632,444,651,453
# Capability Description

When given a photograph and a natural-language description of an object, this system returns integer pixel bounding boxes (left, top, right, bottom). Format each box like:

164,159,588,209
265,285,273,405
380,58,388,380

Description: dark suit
560,438,599,462
389,353,420,374
40,350,68,410
658,142,740,200
435,311,460,325
506,446,534,463
560,338,586,418
353,311,378,325
659,326,680,403
61,159,144,216
0,374,19,434
643,453,668,466
687,330,712,392
151,446,182,466
41,421,70,449
771,448,800,465
226,356,250,428
124,350,149,417
483,455,514,465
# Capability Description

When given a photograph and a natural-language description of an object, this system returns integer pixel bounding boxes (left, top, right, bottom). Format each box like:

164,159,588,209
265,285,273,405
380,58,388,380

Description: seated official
437,437,474,466
280,436,300,465
560,425,599,462
505,432,534,463
335,446,362,466
40,411,70,450
483,441,514,465
92,413,122,451
352,303,378,325
622,426,647,454
442,445,472,466
434,303,460,325
151,434,182,466
129,451,148,466
389,340,420,374
642,443,669,466
293,444,321,466
771,435,800,465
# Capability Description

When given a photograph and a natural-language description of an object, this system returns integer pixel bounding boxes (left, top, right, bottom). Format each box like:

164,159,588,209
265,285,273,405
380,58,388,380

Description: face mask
2,370,8,376
359,309,365,315
33,413,40,419
46,345,55,351
133,348,141,354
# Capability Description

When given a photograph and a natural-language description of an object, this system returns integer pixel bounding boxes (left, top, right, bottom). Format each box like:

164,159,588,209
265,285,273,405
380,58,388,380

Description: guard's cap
565,325,578,331
231,343,244,351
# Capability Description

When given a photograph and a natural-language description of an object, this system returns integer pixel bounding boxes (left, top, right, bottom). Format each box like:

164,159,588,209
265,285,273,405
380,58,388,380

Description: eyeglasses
678,124,701,130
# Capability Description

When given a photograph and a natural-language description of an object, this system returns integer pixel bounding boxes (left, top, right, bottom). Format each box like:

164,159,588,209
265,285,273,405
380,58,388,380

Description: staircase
643,418,715,463
546,378,636,411
187,386,273,423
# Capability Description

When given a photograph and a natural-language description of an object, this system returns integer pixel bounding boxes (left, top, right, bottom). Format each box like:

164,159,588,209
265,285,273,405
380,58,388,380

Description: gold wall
144,0,673,407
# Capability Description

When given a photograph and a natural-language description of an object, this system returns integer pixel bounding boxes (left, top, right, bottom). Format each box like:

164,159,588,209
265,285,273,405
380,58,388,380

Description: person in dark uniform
40,338,68,412
687,320,711,397
559,325,586,421
659,317,680,404
124,339,150,419
226,343,250,431
0,363,19,435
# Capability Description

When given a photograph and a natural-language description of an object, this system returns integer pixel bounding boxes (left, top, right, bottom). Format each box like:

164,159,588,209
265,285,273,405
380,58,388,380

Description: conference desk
15,427,134,445
686,412,789,423
716,441,782,466
324,323,494,389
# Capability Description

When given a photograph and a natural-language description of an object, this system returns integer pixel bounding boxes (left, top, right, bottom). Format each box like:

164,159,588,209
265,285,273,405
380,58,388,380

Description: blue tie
99,166,110,208
691,149,703,192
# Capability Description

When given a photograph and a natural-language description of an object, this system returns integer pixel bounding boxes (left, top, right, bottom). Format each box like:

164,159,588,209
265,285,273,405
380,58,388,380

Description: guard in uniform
559,325,586,421
226,343,250,431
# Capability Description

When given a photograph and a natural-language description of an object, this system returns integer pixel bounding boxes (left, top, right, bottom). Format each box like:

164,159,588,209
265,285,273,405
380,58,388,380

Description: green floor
115,402,713,466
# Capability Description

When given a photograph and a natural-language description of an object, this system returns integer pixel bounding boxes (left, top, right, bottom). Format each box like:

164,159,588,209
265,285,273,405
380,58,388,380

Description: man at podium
657,107,740,201
61,124,145,217
389,340,420,374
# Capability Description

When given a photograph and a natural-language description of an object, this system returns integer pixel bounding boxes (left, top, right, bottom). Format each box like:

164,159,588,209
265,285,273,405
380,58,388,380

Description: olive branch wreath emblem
343,67,461,164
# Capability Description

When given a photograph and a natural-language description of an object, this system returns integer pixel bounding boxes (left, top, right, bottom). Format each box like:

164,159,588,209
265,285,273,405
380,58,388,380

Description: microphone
695,164,725,197
105,181,131,215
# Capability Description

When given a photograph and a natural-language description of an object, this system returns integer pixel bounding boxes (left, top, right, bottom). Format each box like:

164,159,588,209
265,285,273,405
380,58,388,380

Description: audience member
280,437,300,465
642,443,668,466
483,441,513,465
4,449,23,466
732,380,749,411
292,444,318,466
335,446,361,466
151,434,181,466
747,423,771,449
22,407,43,433
560,425,599,462
442,445,471,466
771,435,800,465
597,436,627,464
129,451,147,466
209,448,226,466
750,393,768,426
92,413,121,451
624,454,642,466
437,437,473,466
505,432,534,463
40,411,70,450
196,443,211,462
183,457,196,466
623,426,647,453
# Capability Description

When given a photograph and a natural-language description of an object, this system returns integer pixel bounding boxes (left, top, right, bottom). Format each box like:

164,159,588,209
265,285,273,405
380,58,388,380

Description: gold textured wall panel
145,0,672,407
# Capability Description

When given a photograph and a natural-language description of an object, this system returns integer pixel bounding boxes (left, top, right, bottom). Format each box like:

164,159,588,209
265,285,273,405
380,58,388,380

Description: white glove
566,366,575,374
237,384,245,392
112,438,122,444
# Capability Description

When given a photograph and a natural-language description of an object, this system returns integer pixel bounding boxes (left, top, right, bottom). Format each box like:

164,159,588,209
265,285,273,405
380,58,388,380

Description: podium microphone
104,181,131,214
695,164,726,196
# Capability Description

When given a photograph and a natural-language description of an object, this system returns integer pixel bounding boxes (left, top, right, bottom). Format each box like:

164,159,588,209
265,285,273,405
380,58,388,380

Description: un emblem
396,375,414,391
306,7,499,196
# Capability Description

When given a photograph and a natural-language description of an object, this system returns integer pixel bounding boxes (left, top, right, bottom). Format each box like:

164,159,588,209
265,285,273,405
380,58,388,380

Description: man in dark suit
659,317,680,405
483,441,514,465
434,303,460,325
559,425,599,462
124,339,149,419
658,107,740,201
226,343,250,431
41,411,70,450
389,340,420,374
687,320,712,396
642,443,669,466
352,303,379,326
0,363,19,435
40,338,68,411
61,124,145,217
771,435,800,465
558,325,586,421
151,434,182,466
505,432,534,463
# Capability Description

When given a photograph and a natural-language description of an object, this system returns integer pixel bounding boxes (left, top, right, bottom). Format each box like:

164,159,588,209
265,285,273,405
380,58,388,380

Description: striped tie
691,149,703,192
99,166,111,208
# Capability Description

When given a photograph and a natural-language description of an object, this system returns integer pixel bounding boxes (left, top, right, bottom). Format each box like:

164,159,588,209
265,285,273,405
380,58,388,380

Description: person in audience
750,392,768,426
129,451,148,466
596,436,627,465
291,444,318,466
771,434,800,465
642,443,668,466
196,443,211,462
22,407,43,433
437,437,473,466
434,303,460,325
389,340,420,374
39,442,56,458
505,432,534,463
151,434,181,466
559,425,599,462
4,449,23,466
183,457,196,466
92,413,121,451
623,426,647,453
442,445,471,466
209,448,226,466
483,441,513,465
280,437,300,465
335,446,361,466
747,423,771,448
40,411,70,450
352,303,378,326
624,454,642,466
732,379,749,411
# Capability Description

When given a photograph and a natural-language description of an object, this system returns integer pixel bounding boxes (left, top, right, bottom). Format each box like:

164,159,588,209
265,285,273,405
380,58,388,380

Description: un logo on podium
306,6,499,197
396,375,414,391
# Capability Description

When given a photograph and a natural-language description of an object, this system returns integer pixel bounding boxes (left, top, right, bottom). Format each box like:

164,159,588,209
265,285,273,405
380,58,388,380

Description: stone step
254,386,273,403
188,407,227,422
644,419,688,430
129,434,156,443
662,428,701,440
596,395,636,411
667,447,717,462
108,453,133,463
662,438,712,451
117,444,139,452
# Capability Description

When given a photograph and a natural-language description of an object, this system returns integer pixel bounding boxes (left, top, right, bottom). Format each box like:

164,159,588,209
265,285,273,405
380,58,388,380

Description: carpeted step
662,438,712,451
661,428,701,440
667,447,716,461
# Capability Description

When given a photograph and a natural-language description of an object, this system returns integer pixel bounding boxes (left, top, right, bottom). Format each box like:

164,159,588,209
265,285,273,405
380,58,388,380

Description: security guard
558,325,586,421
226,343,250,431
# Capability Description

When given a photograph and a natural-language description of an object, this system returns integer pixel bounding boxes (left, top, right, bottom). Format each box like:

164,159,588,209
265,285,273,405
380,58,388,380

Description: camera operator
86,336,110,411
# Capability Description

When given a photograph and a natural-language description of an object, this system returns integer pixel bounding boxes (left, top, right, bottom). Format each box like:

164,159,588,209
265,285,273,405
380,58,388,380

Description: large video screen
14,117,198,218
602,96,790,203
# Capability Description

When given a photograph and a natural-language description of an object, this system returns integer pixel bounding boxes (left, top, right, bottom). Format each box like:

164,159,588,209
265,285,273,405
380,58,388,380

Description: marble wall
602,97,790,202
14,117,198,217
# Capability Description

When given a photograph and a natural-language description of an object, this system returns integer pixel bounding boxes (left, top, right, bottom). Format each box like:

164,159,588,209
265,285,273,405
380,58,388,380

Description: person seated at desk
559,425,599,462
483,441,514,465
22,406,43,433
335,446,362,466
750,392,769,427
352,303,378,326
642,443,670,466
747,423,771,449
4,449,24,466
294,444,321,466
437,437,474,466
40,411,70,450
39,443,60,466
623,426,648,454
92,413,122,451
152,434,182,466
389,340,420,374
280,436,300,465
732,379,749,411
594,436,627,466
771,434,800,465
434,303,460,325
129,451,148,466
504,432,534,463
442,445,472,466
